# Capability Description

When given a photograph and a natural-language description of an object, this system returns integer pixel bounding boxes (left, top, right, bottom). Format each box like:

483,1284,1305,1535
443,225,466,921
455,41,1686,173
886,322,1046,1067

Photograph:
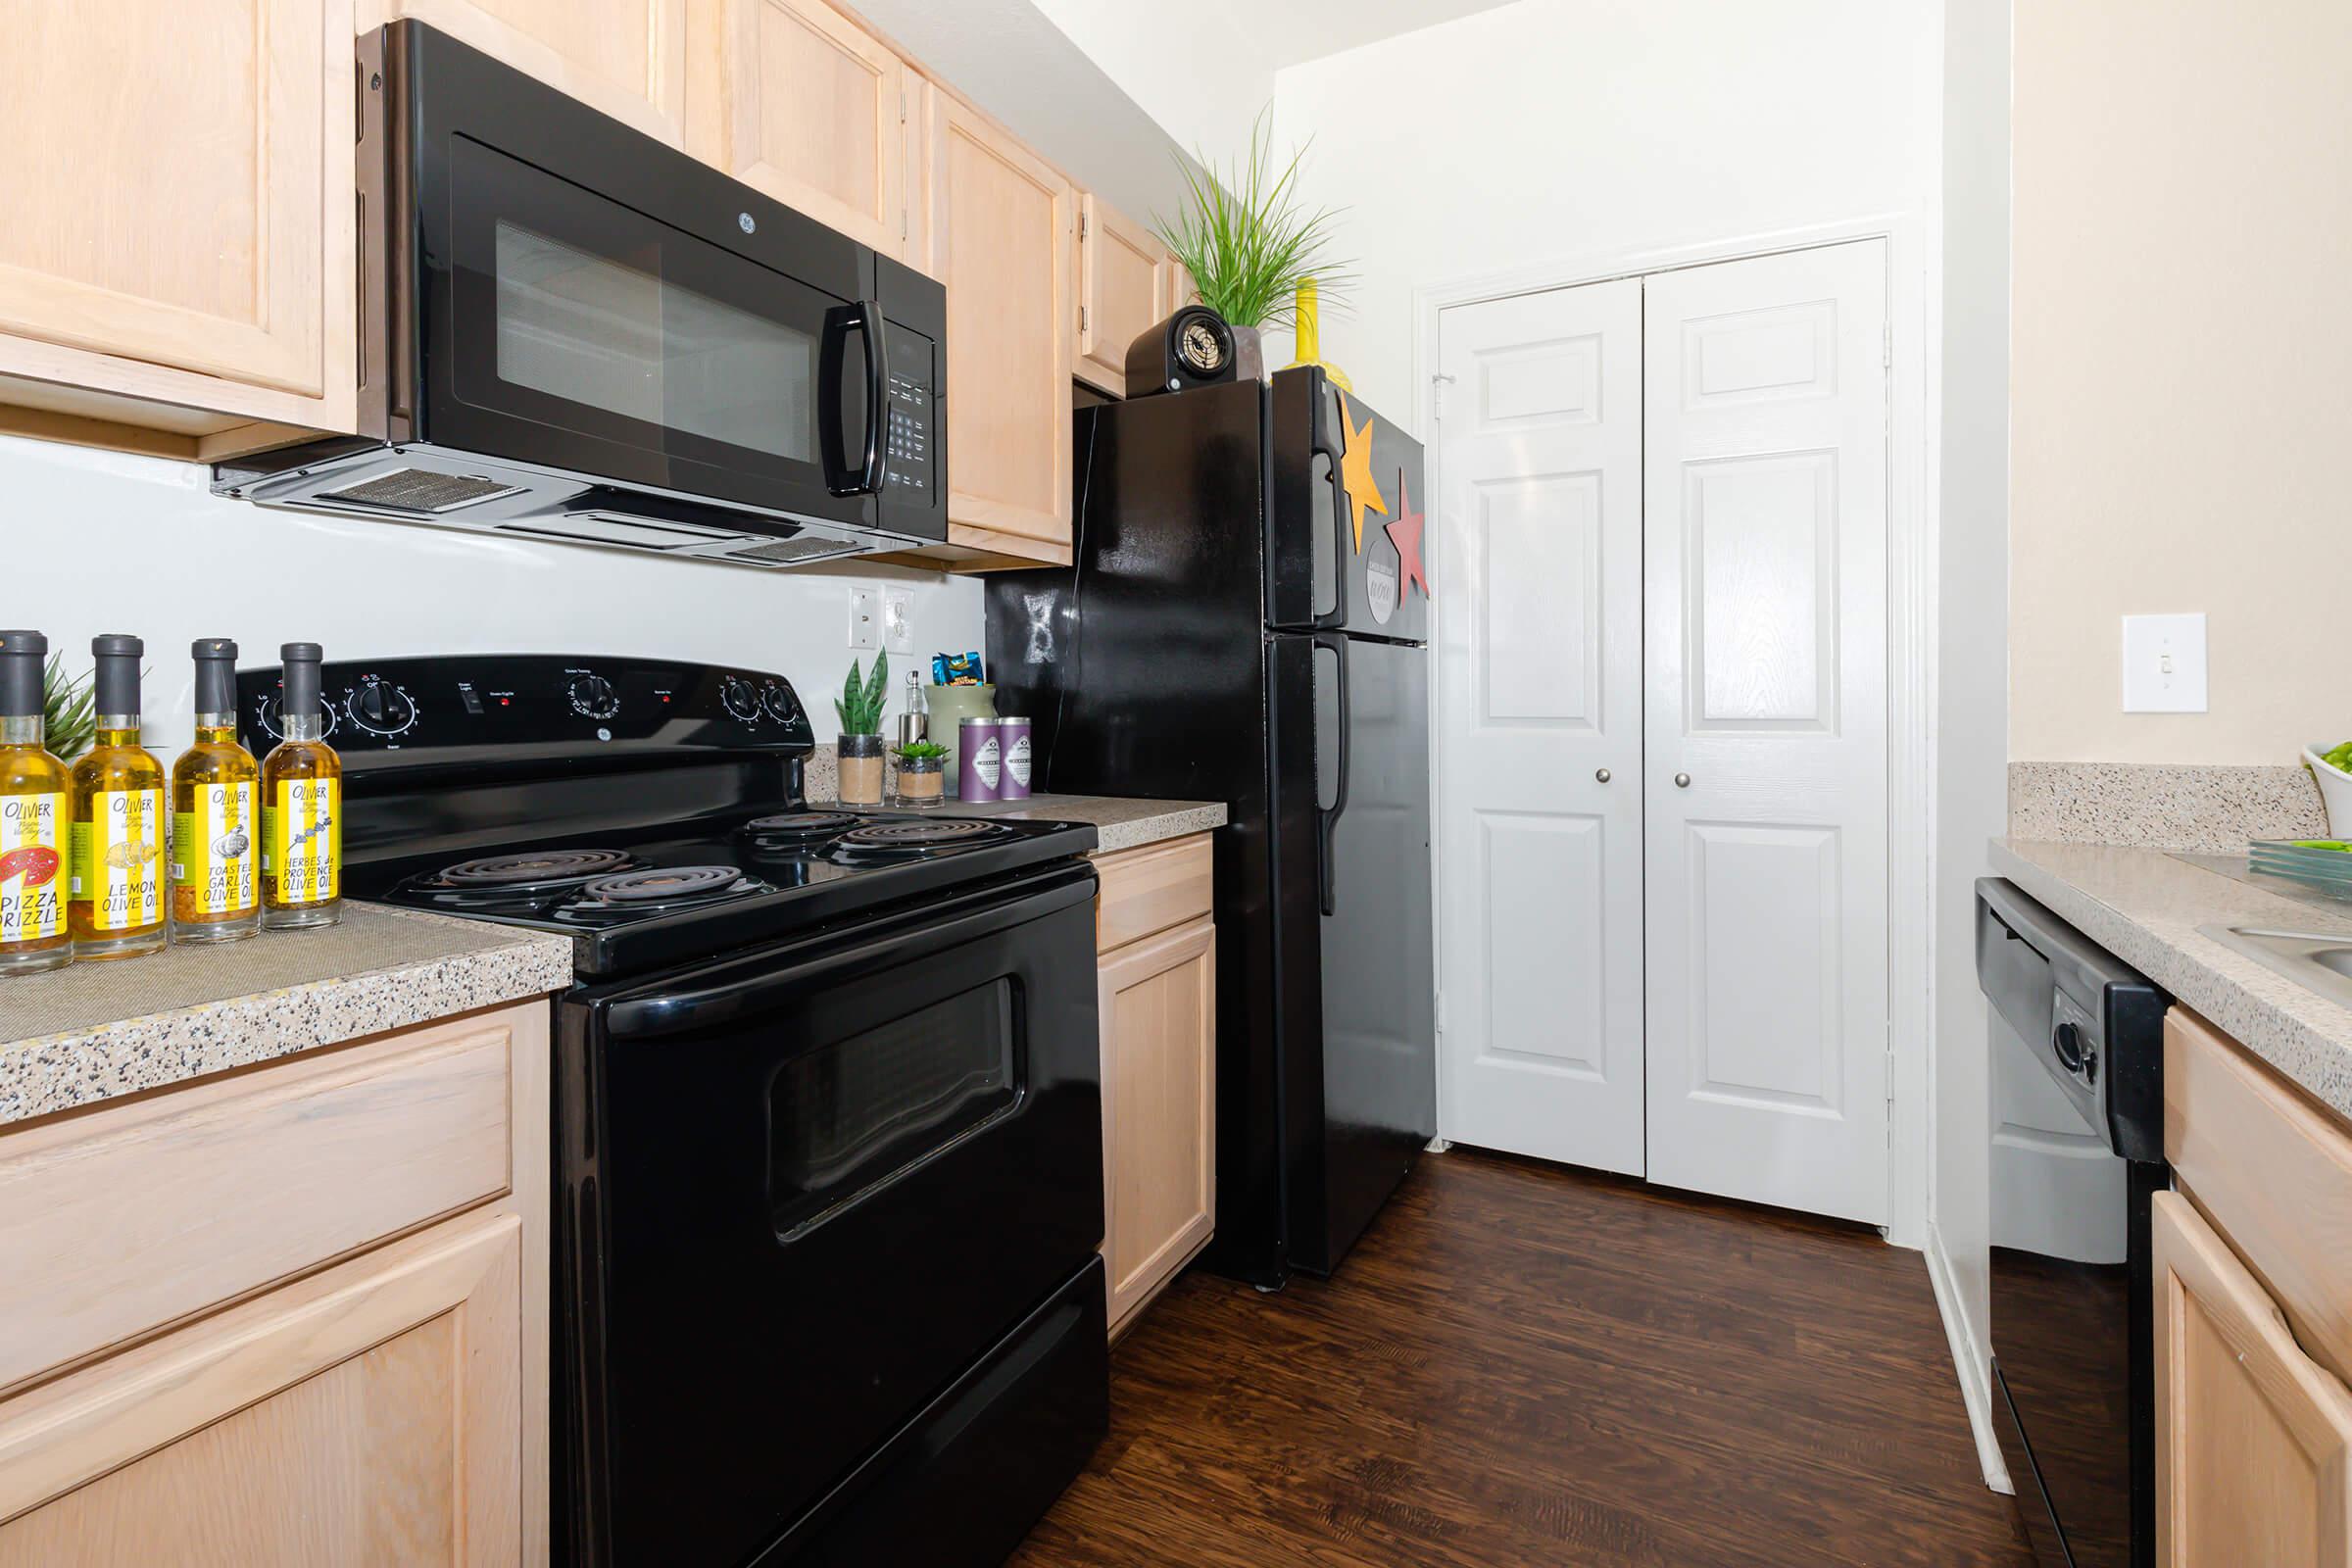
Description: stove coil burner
836,818,1010,853
742,811,860,842
582,865,746,905
436,848,634,888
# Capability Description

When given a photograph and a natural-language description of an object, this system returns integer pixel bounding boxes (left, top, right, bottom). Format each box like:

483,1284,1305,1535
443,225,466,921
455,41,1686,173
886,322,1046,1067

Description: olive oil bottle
172,639,261,943
260,643,342,930
70,635,168,959
0,630,72,975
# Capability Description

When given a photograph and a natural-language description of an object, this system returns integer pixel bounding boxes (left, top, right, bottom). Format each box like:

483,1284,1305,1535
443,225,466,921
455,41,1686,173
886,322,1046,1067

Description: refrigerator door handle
1313,632,1351,916
1311,398,1350,631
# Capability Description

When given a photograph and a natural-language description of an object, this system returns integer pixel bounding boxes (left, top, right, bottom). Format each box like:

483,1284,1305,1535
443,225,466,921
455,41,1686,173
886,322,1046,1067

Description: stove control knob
567,673,619,721
760,680,799,723
346,676,417,736
720,675,761,722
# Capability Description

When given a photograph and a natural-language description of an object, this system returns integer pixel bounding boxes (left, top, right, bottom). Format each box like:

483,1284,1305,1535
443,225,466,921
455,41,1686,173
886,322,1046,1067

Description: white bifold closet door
1641,241,1890,1225
1433,279,1646,1175
1434,239,1890,1226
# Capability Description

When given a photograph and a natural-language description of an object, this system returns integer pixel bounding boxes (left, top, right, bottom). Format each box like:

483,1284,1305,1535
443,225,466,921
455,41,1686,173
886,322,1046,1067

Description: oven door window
768,979,1024,1239
444,136,864,504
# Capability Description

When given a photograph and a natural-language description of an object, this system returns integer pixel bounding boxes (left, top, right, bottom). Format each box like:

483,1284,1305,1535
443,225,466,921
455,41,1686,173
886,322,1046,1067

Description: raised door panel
389,0,689,146
1075,194,1169,394
2153,1191,2352,1568
0,0,356,426
1100,917,1215,1334
711,0,908,258
0,1212,523,1566
931,94,1073,549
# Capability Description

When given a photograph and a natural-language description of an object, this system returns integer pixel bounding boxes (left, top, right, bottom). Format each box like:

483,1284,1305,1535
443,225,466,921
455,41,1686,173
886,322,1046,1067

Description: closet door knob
1674,772,1691,788
1594,767,1611,783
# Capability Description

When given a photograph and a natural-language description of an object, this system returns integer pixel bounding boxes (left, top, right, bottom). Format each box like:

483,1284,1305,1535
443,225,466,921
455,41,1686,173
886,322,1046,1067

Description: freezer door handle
1313,632,1351,916
1310,389,1350,630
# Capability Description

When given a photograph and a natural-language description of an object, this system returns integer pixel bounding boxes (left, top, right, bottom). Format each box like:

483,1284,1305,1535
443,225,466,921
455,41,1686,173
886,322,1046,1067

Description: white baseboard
1925,1220,2012,1494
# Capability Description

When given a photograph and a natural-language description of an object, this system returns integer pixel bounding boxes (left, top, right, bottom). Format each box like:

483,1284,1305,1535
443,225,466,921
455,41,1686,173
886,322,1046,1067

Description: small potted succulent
835,651,889,806
891,739,948,806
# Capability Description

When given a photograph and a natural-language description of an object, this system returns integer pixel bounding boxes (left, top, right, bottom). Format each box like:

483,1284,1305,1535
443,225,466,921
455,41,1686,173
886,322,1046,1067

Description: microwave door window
493,220,815,465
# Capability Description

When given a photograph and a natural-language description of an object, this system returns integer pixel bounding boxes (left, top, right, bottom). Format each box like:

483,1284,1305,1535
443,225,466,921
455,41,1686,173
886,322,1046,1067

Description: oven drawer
0,1007,519,1394
1096,832,1213,954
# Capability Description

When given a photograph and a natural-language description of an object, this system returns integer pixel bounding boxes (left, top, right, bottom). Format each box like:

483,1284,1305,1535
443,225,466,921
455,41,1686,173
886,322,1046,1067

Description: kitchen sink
2198,925,2352,1009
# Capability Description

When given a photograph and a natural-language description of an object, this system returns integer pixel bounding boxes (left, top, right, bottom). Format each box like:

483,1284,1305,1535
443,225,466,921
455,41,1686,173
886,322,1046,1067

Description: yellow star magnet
1337,394,1387,553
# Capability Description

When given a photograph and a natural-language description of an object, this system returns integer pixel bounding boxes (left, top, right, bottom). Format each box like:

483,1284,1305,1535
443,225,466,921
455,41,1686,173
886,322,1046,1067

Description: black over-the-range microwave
217,22,946,569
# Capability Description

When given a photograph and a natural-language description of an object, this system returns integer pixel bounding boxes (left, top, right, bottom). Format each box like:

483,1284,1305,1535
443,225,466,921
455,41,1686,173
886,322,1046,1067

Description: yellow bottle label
173,782,258,916
74,789,164,931
0,791,66,944
265,778,339,906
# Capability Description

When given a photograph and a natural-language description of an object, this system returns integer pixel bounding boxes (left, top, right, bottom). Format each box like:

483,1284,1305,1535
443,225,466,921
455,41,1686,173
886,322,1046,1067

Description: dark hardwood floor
1010,1149,2034,1568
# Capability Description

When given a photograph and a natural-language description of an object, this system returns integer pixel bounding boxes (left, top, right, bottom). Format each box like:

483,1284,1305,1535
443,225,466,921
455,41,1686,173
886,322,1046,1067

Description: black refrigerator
985,367,1435,1288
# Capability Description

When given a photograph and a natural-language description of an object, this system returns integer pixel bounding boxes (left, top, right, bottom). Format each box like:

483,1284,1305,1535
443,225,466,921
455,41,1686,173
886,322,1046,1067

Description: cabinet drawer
2165,1008,2352,1387
1095,833,1214,955
0,1007,523,1395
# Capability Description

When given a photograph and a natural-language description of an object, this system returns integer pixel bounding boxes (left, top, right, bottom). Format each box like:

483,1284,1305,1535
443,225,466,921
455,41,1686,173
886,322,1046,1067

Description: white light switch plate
2122,612,2207,712
848,587,879,651
881,587,913,654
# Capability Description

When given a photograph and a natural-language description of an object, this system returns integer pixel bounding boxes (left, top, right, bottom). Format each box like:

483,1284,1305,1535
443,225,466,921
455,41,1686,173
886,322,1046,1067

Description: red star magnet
1386,471,1431,600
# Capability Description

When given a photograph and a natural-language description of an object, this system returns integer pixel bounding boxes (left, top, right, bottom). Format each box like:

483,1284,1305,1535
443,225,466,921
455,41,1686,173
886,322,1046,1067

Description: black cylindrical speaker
1124,306,1238,399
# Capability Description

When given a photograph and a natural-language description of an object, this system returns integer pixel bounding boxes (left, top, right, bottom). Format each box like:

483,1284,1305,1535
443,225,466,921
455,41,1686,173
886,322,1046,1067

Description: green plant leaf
863,648,890,719
42,653,96,760
1151,109,1354,331
842,659,865,734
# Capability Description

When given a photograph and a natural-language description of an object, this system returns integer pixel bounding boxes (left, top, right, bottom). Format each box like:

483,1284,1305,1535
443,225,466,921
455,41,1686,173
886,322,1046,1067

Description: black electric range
239,654,1109,1568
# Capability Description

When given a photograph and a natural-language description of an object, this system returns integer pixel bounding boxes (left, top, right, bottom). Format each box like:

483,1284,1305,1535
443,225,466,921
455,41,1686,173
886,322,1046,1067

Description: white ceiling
1188,0,1527,69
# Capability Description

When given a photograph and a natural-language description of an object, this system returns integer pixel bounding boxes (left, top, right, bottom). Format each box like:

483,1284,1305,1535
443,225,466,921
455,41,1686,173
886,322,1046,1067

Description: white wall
1026,0,1271,167
0,437,979,755
1931,0,2011,1489
1267,0,1937,423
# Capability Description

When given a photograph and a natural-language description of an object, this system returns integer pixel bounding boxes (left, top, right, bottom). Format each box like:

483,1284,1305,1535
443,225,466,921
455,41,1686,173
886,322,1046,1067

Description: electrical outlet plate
882,587,913,654
849,587,879,651
2122,612,2207,712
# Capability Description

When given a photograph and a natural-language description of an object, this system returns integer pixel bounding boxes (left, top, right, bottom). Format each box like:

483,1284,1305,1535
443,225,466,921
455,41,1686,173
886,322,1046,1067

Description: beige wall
2010,0,2352,764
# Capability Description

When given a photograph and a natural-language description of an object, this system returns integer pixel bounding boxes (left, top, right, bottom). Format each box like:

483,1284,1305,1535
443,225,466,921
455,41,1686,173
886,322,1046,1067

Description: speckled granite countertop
809,793,1227,856
0,905,572,1127
1992,838,2352,1120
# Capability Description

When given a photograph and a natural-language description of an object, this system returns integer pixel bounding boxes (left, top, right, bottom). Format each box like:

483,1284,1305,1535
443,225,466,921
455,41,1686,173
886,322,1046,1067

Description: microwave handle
819,299,889,497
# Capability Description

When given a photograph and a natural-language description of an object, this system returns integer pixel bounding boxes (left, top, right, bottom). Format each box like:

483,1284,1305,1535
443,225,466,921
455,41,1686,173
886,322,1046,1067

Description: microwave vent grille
322,468,524,514
730,537,864,566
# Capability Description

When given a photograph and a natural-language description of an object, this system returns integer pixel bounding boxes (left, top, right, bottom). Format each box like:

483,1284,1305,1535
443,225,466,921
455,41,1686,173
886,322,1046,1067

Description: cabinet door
0,0,357,429
0,1212,523,1566
931,93,1074,555
2153,1190,2352,1567
701,0,915,260
385,0,690,146
1099,916,1216,1334
1075,193,1171,395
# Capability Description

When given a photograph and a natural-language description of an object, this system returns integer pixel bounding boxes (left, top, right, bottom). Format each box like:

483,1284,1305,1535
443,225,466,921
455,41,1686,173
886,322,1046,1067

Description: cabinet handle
1594,767,1610,783
1674,772,1691,788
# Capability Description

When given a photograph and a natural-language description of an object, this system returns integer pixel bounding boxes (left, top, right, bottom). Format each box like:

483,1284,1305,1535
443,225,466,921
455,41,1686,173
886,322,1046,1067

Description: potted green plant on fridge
1152,111,1353,380
835,651,889,807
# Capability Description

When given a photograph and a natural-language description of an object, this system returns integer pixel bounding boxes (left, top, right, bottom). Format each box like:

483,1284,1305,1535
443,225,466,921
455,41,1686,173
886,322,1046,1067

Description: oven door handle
818,298,890,497
603,868,1094,1040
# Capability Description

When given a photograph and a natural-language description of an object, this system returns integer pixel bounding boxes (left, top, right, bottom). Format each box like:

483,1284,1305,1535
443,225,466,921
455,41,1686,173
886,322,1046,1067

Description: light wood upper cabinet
2152,1190,2352,1568
930,91,1074,556
0,1211,524,1567
688,0,924,264
378,0,689,146
1074,193,1173,396
0,0,357,436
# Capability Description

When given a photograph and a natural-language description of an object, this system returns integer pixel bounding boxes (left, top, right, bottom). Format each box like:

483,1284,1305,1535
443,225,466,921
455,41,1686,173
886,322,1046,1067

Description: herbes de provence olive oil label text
174,781,257,916
264,777,339,905
0,791,66,942
71,788,164,931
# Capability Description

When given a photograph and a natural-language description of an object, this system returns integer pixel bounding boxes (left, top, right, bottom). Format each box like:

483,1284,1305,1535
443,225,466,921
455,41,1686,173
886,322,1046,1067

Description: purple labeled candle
997,716,1032,800
956,717,1003,802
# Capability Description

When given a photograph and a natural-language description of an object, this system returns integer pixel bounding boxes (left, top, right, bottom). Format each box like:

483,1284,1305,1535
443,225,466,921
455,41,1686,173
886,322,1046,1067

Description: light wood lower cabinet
1094,835,1216,1337
2153,1191,2352,1567
0,999,550,1564
0,0,358,448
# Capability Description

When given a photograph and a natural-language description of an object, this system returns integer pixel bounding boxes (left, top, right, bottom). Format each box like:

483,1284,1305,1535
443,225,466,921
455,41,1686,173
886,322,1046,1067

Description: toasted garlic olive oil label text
174,781,257,916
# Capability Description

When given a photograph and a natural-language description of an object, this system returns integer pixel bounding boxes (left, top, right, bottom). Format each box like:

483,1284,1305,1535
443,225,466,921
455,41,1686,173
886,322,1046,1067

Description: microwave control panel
882,328,936,499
